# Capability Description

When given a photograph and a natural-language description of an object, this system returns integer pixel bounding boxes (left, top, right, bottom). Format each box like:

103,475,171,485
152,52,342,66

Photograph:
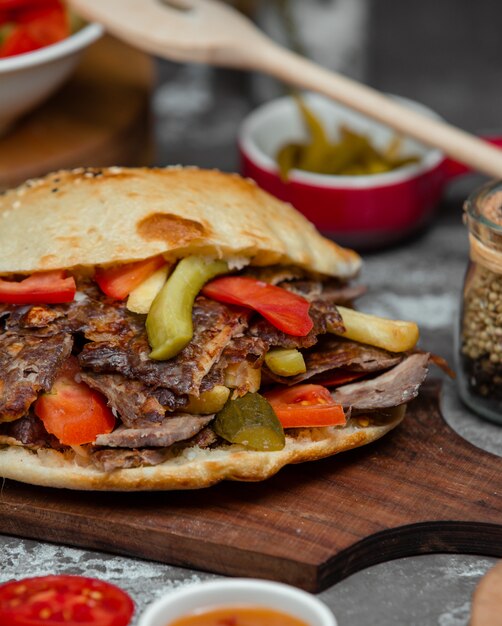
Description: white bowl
138,579,337,626
0,22,103,135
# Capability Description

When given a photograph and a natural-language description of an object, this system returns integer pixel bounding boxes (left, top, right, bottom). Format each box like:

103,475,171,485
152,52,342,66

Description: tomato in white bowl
0,0,102,134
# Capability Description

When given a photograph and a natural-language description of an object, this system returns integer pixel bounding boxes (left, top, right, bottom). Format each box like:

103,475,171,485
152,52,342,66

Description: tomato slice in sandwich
0,575,134,626
264,384,346,428
0,270,76,304
95,255,166,300
35,357,115,446
202,276,313,336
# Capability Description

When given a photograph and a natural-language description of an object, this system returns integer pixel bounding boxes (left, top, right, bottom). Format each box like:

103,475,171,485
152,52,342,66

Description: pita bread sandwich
0,167,429,491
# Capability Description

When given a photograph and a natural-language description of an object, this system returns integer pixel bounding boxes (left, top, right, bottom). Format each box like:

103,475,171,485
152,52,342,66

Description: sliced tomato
35,357,115,445
95,255,167,300
0,575,134,626
311,369,366,387
0,270,76,304
202,276,313,336
264,384,346,428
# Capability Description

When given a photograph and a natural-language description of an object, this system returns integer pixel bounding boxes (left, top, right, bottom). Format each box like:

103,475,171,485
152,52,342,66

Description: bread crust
0,415,403,491
0,167,361,278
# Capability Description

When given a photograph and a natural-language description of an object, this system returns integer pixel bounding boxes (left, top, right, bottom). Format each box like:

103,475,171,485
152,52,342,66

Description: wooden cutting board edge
318,521,502,591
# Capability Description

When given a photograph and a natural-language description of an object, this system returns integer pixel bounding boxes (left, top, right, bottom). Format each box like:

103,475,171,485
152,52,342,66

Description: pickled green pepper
146,256,228,360
214,393,285,451
265,348,306,377
276,96,420,179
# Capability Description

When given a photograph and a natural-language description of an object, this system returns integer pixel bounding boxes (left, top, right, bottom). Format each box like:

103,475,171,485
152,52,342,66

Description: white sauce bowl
138,579,337,626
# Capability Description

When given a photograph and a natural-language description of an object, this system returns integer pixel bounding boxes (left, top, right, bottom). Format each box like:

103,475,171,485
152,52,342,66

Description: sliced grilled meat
243,265,305,285
280,280,367,304
91,447,170,471
265,337,403,385
188,425,219,448
331,353,429,410
1,305,65,336
0,412,62,449
0,332,73,422
79,297,248,397
94,414,214,448
1,286,141,341
249,299,344,349
80,372,188,427
66,288,143,342
223,335,268,367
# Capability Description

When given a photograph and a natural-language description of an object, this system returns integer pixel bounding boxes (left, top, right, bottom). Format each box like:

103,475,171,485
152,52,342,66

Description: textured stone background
1,1,502,624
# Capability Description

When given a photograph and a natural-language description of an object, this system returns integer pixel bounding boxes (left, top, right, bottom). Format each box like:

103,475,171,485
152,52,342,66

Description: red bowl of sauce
138,579,336,626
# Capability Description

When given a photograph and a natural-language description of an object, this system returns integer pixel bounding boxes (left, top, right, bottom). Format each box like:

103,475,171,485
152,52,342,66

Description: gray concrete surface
1,1,501,623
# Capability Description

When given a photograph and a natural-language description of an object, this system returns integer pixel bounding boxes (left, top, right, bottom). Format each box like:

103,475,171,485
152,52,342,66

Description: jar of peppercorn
457,180,502,423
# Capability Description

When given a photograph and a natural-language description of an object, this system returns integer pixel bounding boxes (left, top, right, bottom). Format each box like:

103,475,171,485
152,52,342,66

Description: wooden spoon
470,560,502,626
69,0,502,178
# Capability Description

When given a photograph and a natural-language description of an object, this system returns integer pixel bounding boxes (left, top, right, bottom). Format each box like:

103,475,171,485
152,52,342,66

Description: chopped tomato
264,384,346,428
0,28,40,58
0,575,134,626
0,25,37,55
0,0,67,58
0,270,76,304
95,256,167,300
311,369,366,387
202,276,313,336
0,1,58,9
35,357,115,446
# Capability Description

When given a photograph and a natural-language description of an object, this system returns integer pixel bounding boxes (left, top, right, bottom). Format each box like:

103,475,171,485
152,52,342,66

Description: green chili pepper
146,256,228,360
276,143,304,181
276,99,419,178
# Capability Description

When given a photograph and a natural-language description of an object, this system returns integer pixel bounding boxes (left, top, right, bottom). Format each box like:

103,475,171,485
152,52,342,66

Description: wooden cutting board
0,380,501,592
0,35,154,191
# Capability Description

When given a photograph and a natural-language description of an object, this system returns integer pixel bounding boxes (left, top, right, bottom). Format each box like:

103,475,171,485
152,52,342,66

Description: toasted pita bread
0,413,404,491
0,167,360,278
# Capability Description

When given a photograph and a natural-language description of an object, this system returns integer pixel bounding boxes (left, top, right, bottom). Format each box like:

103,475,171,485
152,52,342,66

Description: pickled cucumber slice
214,393,285,451
146,256,228,360
265,348,306,377
184,386,230,415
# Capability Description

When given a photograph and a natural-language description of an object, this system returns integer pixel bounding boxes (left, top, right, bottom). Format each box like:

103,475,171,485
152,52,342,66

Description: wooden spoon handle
255,42,502,179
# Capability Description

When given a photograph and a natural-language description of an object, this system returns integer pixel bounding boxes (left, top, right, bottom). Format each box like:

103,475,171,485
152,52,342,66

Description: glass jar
457,181,502,423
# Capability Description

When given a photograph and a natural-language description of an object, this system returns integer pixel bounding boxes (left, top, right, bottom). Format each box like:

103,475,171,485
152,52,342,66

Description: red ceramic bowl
238,93,501,249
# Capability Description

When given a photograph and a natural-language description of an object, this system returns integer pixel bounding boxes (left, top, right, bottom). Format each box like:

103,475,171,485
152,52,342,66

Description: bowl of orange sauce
138,579,337,626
